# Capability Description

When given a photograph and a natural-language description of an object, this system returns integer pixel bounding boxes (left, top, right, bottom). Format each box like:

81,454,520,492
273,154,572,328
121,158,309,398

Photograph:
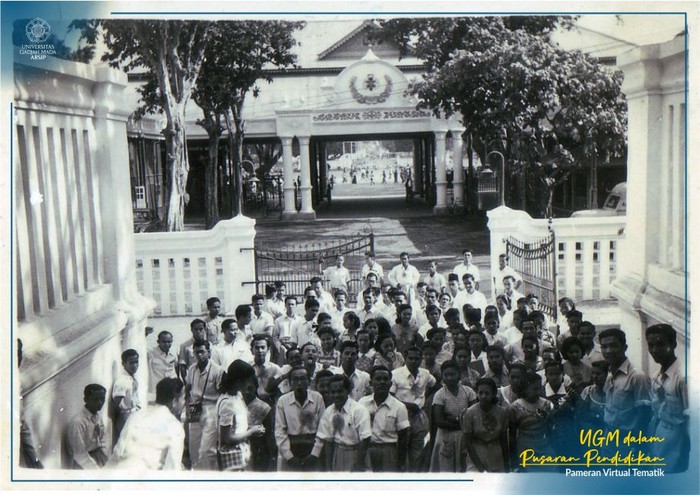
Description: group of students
60,249,689,474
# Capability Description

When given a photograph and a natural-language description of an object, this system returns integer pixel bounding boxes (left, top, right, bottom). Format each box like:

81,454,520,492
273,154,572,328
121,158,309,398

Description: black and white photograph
2,2,697,493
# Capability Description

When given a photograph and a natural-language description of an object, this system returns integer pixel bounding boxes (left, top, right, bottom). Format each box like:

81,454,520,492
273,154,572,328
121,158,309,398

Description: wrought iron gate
505,229,558,320
253,231,375,305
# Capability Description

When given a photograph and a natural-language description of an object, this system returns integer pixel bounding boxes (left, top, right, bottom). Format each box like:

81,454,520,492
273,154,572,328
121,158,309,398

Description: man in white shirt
65,384,109,469
452,248,480,288
250,294,275,335
330,289,351,332
453,273,488,324
203,297,224,345
147,331,177,404
423,260,447,292
390,346,437,471
214,318,254,367
336,341,371,402
323,255,351,291
291,299,321,348
501,275,524,304
361,251,384,285
357,288,383,324
310,277,335,313
358,366,410,472
273,296,303,362
387,252,421,300
493,254,522,294
186,340,224,470
107,378,186,471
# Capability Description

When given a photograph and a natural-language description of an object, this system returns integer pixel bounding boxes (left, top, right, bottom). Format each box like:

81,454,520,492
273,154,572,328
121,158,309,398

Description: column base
433,205,450,215
282,211,316,221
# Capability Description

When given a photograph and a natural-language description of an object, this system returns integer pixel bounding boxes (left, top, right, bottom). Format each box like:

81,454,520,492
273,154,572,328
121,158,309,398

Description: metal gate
505,229,558,320
253,231,375,305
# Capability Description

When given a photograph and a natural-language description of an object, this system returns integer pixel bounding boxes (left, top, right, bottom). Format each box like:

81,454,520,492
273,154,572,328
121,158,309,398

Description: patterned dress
429,384,477,472
462,403,509,472
509,398,554,468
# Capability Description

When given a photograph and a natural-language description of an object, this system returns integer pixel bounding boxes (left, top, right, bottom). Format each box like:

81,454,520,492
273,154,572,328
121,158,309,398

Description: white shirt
273,313,303,345
387,263,421,290
358,394,410,444
250,311,275,335
390,366,437,409
452,289,488,321
107,405,184,471
361,262,384,282
323,266,351,290
312,399,372,453
214,339,254,368
423,272,447,291
493,265,522,293
453,263,481,284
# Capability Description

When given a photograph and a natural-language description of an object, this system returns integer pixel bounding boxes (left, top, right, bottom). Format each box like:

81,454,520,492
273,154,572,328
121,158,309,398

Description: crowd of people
58,249,688,474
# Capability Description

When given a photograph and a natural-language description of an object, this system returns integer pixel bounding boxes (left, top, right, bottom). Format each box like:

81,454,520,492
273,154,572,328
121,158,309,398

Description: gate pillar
433,130,449,214
451,128,465,207
280,136,297,219
298,136,316,219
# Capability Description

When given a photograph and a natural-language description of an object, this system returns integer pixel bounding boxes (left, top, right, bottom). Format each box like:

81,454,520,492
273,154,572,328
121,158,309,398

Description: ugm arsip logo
25,18,51,43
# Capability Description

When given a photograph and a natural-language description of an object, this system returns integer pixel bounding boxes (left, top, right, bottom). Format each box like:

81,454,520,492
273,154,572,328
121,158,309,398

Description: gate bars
505,229,558,321
252,232,375,305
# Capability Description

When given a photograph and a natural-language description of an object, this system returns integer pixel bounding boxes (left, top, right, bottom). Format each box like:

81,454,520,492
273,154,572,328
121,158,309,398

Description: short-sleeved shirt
250,311,275,335
604,359,651,431
216,392,249,448
186,360,224,404
204,315,225,345
423,272,447,291
358,394,410,444
112,372,140,413
387,263,421,290
147,347,178,397
361,262,384,282
651,358,687,427
338,368,372,402
390,366,437,409
453,263,481,284
323,266,351,290
433,384,477,420
275,390,326,460
314,399,372,448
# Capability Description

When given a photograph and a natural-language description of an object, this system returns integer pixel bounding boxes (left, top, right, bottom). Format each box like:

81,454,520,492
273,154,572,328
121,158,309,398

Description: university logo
25,18,51,44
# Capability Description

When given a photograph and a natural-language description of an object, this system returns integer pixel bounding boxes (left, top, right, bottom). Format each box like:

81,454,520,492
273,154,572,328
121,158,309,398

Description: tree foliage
193,20,303,223
374,16,627,217
71,19,213,231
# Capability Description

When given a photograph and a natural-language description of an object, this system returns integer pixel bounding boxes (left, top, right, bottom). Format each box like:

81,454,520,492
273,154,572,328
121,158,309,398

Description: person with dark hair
323,254,351,292
484,345,510,388
310,276,335,313
110,349,141,444
358,288,382,324
500,362,527,406
65,384,109,469
453,248,481,288
387,253,421,301
557,309,584,348
275,367,326,471
483,312,508,348
107,378,186,471
501,275,524,306
508,371,554,470
502,308,529,347
391,303,422,354
267,347,305,398
358,366,410,472
291,298,321,348
495,294,513,330
216,360,265,471
338,341,371,402
462,377,509,472
645,324,689,472
560,336,592,388
204,297,224,345
578,360,609,429
338,310,361,345
361,251,384,285
179,319,209,379
599,328,651,434
429,360,477,472
147,331,177,404
186,339,224,470
265,282,286,319
250,334,280,404
215,317,253,368
272,296,303,363
427,327,451,367
372,332,405,371
467,330,488,376
454,274,487,324
578,321,604,366
356,329,376,373
423,260,447,293
317,327,340,368
310,374,372,471
251,294,275,336
315,369,336,407
391,346,438,471
452,345,481,390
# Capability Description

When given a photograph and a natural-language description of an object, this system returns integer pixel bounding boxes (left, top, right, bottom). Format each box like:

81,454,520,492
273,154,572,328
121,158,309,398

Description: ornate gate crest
349,74,393,105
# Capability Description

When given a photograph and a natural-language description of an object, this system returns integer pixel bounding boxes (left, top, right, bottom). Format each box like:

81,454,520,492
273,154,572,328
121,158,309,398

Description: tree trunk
205,132,221,229
163,109,188,231
224,105,245,216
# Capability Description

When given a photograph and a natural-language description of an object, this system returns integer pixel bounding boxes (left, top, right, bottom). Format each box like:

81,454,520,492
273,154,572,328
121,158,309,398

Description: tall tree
375,16,626,217
72,19,213,231
193,20,303,220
